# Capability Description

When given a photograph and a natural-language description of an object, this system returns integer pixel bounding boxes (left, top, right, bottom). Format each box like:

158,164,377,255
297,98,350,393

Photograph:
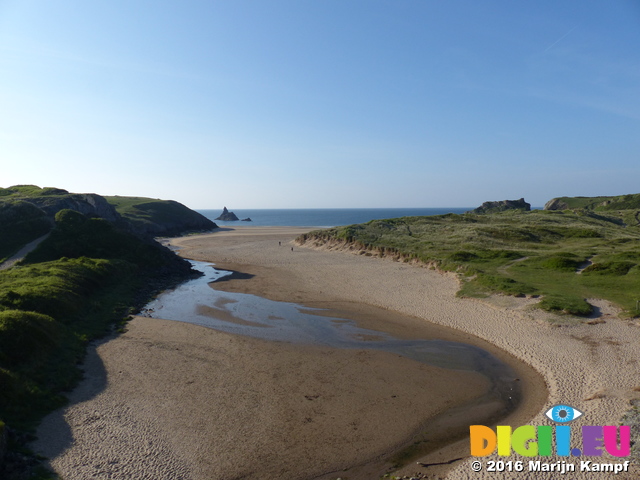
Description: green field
298,208,640,317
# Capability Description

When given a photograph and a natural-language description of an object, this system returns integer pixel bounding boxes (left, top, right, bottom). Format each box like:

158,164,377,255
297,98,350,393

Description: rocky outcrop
0,186,217,240
21,194,122,224
544,198,570,210
215,207,240,221
468,198,531,214
241,218,252,222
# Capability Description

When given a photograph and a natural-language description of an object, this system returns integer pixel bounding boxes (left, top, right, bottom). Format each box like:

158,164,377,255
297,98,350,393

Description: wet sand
173,227,640,478
34,318,490,479
33,226,640,479
33,227,504,480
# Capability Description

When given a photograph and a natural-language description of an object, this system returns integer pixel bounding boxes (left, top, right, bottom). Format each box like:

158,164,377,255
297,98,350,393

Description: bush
475,274,536,296
538,295,593,316
582,261,635,276
0,311,62,365
562,228,602,238
541,256,582,271
449,251,479,262
480,249,525,260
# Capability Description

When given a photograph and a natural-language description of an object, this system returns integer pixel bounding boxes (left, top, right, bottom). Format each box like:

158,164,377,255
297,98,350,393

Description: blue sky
1,1,639,208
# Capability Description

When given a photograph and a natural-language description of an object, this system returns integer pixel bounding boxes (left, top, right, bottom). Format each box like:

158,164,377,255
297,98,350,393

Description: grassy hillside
0,186,70,198
298,209,640,317
0,209,196,479
105,195,216,235
0,185,213,478
0,187,215,261
0,185,117,263
546,193,640,212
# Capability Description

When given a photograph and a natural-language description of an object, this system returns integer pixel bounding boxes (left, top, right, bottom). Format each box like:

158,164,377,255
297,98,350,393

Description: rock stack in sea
215,207,240,221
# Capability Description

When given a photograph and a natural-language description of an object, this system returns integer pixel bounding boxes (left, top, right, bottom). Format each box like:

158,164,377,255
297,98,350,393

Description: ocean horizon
197,207,473,228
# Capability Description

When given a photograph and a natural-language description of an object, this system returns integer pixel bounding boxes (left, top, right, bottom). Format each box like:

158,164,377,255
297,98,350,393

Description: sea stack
216,207,240,221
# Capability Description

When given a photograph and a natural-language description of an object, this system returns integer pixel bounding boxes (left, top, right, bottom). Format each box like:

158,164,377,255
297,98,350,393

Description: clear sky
1,1,639,209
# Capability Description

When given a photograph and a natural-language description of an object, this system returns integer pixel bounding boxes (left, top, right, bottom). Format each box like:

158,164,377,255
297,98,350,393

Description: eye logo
545,404,583,423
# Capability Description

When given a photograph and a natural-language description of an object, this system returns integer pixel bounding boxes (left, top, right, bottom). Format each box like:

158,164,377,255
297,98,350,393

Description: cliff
25,194,121,223
0,186,121,223
544,194,640,212
467,198,531,214
0,186,217,260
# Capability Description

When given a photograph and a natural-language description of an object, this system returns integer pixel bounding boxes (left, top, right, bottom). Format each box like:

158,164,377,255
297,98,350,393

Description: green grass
298,209,640,317
105,195,203,224
548,193,640,212
537,295,594,316
0,186,69,198
23,209,171,268
0,256,138,427
105,195,216,234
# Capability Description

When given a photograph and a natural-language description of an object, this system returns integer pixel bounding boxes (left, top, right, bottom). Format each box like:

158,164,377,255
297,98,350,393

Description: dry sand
34,226,640,479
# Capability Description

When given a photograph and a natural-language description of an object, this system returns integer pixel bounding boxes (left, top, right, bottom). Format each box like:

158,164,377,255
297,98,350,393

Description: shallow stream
140,260,522,461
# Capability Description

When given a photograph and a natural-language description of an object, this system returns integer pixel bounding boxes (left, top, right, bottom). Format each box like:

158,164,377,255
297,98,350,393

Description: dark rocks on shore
215,207,240,221
467,198,531,214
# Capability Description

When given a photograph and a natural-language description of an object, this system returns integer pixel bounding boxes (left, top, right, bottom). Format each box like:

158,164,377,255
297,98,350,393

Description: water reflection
141,261,520,406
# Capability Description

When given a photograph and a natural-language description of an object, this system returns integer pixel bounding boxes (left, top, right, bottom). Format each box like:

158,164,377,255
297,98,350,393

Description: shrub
541,256,582,271
0,310,62,365
582,261,635,276
475,274,536,296
449,251,479,262
539,295,593,316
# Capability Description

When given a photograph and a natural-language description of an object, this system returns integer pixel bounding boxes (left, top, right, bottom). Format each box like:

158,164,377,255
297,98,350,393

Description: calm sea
197,208,471,228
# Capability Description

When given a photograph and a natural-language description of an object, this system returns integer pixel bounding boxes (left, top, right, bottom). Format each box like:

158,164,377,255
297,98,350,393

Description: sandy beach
34,226,640,479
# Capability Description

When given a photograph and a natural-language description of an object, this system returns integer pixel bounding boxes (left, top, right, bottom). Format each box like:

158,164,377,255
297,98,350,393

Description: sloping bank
0,208,203,479
294,221,640,478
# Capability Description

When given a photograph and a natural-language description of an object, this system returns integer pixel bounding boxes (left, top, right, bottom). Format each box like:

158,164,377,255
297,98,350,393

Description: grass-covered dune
298,208,640,317
0,207,198,479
